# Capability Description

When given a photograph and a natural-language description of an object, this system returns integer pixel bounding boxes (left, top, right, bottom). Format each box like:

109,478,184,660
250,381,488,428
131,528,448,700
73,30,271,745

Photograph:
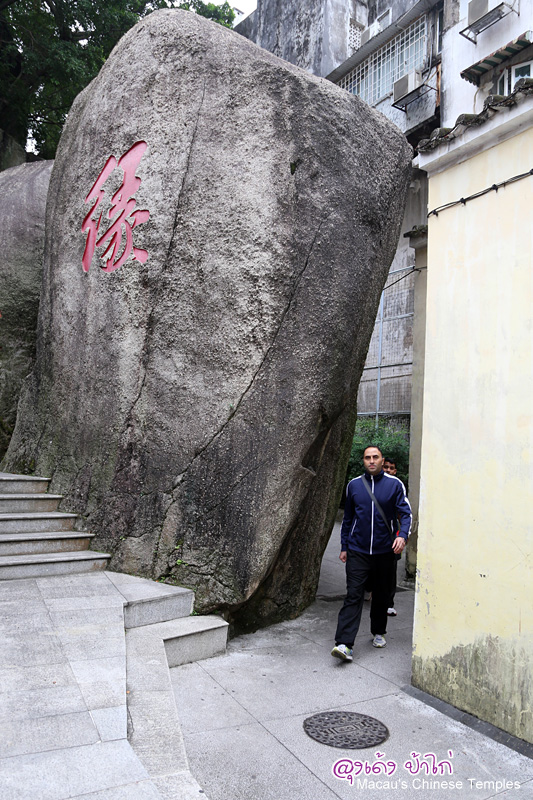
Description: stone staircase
0,471,228,799
0,472,110,578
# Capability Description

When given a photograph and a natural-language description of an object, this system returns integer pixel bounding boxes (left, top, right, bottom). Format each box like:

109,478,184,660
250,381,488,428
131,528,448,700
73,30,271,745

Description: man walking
331,445,412,661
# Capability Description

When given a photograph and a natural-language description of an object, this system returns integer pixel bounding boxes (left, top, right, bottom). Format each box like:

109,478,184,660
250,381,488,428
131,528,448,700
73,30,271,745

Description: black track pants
335,550,396,647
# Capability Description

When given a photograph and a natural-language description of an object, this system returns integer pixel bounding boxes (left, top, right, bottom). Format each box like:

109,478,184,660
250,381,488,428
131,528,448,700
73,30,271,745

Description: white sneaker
387,607,397,616
331,644,353,662
372,634,386,648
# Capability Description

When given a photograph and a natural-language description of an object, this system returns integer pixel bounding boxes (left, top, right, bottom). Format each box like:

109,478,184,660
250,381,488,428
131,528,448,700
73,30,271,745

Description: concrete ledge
0,512,77,533
106,571,194,628
0,551,110,579
0,495,63,513
0,532,94,556
125,611,226,799
0,474,49,494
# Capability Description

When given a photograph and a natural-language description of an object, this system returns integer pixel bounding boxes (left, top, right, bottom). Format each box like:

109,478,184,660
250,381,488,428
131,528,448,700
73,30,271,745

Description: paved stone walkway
0,571,207,800
0,526,532,799
170,528,533,800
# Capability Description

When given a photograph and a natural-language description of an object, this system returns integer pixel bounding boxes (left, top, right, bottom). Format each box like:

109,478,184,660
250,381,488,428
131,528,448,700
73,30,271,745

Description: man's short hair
363,444,383,456
384,457,396,466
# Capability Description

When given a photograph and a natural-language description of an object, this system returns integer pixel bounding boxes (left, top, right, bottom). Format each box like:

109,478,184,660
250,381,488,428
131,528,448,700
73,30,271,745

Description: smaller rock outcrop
0,161,53,460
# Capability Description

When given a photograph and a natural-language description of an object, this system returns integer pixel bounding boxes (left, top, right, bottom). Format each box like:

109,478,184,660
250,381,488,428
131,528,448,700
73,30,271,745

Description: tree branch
0,0,19,12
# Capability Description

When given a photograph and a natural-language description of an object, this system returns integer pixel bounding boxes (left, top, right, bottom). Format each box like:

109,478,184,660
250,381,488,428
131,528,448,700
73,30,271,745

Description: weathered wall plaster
413,127,533,743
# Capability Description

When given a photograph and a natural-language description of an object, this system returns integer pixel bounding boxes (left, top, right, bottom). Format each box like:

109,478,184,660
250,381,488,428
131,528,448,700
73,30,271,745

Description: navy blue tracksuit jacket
340,470,412,555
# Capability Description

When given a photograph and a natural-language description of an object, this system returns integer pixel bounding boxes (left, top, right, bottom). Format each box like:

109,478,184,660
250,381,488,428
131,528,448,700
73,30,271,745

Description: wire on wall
383,266,420,291
427,167,533,218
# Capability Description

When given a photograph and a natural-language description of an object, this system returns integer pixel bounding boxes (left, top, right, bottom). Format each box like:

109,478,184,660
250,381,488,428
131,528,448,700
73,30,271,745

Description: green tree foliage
345,418,410,489
0,0,235,159
178,1,235,27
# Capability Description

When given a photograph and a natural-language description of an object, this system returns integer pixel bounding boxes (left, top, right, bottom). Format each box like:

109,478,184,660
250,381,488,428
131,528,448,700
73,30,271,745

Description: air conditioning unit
393,70,423,104
361,21,380,46
468,0,489,25
461,0,513,42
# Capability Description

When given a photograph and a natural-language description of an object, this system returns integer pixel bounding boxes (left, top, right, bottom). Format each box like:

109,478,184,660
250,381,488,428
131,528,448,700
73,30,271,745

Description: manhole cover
303,711,389,749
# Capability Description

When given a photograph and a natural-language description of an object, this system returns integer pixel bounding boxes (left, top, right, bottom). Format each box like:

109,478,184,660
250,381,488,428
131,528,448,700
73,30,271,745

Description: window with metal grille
338,16,427,106
349,18,364,53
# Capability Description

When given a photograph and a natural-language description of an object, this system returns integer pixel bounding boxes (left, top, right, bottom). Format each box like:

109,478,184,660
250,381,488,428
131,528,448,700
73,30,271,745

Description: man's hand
392,537,406,555
339,550,347,563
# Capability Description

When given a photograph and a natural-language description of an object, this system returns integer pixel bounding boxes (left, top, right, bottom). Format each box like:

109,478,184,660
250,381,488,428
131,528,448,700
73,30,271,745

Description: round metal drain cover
303,711,389,749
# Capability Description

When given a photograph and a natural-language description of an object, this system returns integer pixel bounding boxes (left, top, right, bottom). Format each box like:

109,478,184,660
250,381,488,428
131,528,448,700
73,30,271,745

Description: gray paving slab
0,630,67,668
0,609,54,633
55,625,125,662
0,684,87,721
0,710,99,758
353,625,414,687
0,578,43,600
170,661,257,735
0,740,149,800
36,572,118,598
126,635,171,693
44,593,125,611
128,688,189,777
183,722,340,800
493,781,533,798
195,638,399,723
91,705,127,741
153,771,209,800
70,656,125,709
69,782,163,800
49,606,124,627
106,570,187,599
0,661,77,693
263,692,533,800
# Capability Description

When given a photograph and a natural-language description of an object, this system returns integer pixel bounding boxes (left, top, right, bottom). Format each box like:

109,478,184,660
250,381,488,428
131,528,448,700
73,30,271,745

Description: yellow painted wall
412,128,533,743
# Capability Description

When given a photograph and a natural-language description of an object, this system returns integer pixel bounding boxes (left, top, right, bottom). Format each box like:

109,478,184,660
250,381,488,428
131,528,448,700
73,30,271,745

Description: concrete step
137,615,229,668
105,571,194,628
0,493,63,513
0,472,50,494
0,511,77,534
126,613,220,794
0,550,110,579
0,531,95,556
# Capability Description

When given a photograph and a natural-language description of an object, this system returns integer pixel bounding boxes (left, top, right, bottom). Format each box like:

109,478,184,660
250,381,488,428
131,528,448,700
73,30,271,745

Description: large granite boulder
3,9,411,628
0,161,53,460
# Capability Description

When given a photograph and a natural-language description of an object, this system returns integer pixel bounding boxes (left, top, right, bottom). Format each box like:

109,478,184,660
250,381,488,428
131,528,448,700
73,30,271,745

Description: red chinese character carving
82,141,150,273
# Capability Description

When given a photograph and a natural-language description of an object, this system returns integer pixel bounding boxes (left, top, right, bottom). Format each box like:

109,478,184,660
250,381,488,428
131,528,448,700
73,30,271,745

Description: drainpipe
375,292,384,429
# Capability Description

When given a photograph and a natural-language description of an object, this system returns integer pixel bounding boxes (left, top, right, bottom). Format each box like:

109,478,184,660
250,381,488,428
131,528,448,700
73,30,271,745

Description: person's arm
393,481,412,553
339,482,355,559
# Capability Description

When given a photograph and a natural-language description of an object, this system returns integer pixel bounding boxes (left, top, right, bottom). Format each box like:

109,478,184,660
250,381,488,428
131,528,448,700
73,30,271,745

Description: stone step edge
104,572,195,628
135,614,228,640
0,550,110,566
125,614,227,800
0,512,77,520
0,494,63,502
0,473,49,481
0,531,95,542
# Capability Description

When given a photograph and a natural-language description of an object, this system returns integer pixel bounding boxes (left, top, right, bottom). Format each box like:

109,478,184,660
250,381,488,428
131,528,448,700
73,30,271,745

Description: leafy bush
345,418,410,489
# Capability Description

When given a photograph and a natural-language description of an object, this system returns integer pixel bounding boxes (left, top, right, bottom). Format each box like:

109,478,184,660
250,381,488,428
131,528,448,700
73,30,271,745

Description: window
337,16,427,106
512,61,532,85
494,60,533,96
437,8,444,53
